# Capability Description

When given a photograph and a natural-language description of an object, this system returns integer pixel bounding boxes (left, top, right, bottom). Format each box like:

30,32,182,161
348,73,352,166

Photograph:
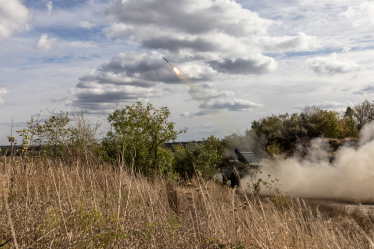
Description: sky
1,0,374,145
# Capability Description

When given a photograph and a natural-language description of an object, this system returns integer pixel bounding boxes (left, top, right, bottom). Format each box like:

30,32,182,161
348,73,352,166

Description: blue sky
1,0,374,144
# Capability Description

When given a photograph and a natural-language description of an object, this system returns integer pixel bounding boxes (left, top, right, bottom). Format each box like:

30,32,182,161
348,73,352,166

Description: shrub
172,138,223,180
101,101,186,177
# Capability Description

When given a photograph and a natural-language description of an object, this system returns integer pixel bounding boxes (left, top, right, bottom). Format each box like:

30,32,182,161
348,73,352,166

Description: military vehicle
221,148,262,188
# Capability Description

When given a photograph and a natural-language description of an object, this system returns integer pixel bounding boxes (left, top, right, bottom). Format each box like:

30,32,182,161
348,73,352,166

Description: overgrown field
1,157,374,248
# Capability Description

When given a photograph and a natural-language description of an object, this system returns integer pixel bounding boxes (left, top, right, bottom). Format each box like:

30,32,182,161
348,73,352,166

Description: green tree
33,112,71,159
103,101,186,176
353,99,374,130
172,138,222,180
337,107,359,138
23,111,101,162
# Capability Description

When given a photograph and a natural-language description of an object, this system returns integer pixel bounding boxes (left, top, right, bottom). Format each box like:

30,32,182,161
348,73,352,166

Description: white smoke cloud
0,0,31,41
249,122,374,203
35,33,57,51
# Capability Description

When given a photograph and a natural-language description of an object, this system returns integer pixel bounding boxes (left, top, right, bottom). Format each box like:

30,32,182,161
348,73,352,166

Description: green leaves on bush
172,137,223,180
101,101,186,177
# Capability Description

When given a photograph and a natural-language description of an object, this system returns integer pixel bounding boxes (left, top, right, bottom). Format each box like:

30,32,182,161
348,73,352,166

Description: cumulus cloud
180,111,207,118
46,1,53,17
70,0,316,113
102,0,315,75
77,52,213,88
79,21,96,29
341,2,374,27
294,101,354,110
342,46,351,53
50,96,67,103
65,41,98,48
354,84,374,95
199,98,263,111
141,37,218,53
306,53,360,75
0,88,9,107
313,101,353,109
318,101,353,109
35,33,57,51
260,32,318,52
70,84,164,113
104,0,272,37
208,56,277,75
0,0,31,41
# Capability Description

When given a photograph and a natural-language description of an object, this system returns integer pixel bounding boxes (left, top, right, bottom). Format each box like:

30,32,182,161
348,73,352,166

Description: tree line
4,99,373,180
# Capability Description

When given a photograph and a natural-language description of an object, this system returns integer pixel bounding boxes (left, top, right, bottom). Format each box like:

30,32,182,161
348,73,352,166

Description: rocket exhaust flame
162,56,235,134
173,67,180,75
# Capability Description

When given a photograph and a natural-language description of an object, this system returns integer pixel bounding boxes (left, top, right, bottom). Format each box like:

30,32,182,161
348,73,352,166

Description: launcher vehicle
222,148,262,188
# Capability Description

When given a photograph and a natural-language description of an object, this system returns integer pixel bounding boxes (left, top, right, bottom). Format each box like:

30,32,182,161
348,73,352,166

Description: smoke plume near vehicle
243,122,374,203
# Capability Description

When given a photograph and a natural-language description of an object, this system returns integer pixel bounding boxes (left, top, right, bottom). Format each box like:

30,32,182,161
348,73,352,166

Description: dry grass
1,157,374,248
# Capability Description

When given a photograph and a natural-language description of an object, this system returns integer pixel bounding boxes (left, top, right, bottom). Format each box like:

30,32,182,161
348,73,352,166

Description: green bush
172,137,223,180
251,105,361,155
100,101,186,177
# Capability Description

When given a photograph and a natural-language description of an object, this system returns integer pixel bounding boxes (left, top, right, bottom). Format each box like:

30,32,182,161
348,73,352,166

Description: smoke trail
166,60,235,133
242,122,374,203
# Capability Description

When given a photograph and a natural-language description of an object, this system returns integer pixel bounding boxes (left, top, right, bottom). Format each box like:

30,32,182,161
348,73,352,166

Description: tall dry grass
1,157,374,248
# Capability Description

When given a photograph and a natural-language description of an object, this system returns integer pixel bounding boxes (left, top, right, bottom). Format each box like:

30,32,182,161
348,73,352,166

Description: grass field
1,157,374,248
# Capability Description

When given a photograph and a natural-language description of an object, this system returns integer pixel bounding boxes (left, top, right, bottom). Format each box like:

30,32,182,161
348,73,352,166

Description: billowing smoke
245,122,374,203
223,130,268,160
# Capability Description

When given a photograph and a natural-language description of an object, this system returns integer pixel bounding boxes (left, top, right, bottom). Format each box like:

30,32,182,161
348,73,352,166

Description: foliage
353,99,374,130
267,141,282,156
172,137,223,180
23,111,101,162
245,169,279,195
32,112,71,159
251,105,362,155
101,101,186,177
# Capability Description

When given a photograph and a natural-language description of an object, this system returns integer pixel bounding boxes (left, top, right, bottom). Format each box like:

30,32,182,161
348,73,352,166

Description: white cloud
35,33,57,51
0,88,9,107
342,46,351,53
199,98,263,111
79,21,96,29
306,53,360,75
104,0,273,38
180,111,207,118
260,32,318,52
354,85,374,95
69,84,164,113
50,96,67,102
46,1,53,17
65,41,98,48
314,101,354,109
102,0,315,75
341,2,374,27
0,0,31,41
